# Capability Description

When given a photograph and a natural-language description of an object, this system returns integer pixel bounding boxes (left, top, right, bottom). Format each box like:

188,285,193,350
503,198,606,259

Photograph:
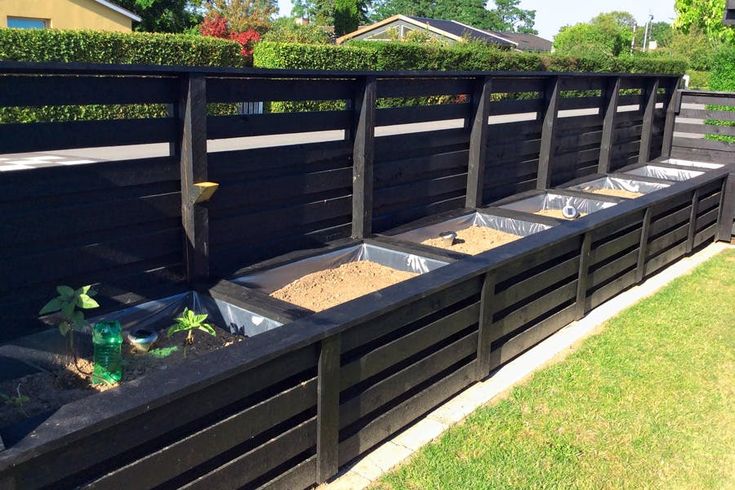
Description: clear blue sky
274,0,677,40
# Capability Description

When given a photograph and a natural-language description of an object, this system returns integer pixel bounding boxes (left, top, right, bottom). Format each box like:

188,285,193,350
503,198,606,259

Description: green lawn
375,250,735,490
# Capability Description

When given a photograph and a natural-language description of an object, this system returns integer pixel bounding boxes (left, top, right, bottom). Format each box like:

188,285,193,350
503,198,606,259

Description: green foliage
168,308,216,344
687,70,711,89
148,346,180,358
369,0,536,33
0,29,243,124
115,0,202,33
39,285,99,337
710,44,735,92
254,39,688,74
655,27,721,71
554,11,638,57
334,0,361,36
675,0,735,44
0,386,29,417
262,18,331,43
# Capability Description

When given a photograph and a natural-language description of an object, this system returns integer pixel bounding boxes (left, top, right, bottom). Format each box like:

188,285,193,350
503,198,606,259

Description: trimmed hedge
0,29,244,123
0,28,243,66
254,40,688,74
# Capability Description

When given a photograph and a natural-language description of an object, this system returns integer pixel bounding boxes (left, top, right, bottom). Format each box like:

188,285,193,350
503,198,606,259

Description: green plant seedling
39,285,99,337
148,346,179,359
0,385,30,417
167,308,216,346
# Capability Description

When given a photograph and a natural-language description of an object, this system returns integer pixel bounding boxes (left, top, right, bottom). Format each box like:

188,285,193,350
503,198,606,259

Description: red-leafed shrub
199,13,260,62
229,30,261,58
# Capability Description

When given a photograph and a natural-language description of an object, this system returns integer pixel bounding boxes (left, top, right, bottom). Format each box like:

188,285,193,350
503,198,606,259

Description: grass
375,249,735,490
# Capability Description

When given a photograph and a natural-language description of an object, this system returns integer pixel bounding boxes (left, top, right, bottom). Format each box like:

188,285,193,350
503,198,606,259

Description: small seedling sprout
168,308,216,346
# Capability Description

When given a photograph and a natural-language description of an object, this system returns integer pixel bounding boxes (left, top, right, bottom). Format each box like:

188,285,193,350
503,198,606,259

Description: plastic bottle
92,321,123,385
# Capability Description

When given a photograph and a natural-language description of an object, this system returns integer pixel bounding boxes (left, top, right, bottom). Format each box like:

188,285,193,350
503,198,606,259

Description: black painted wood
466,77,492,208
639,79,659,163
352,77,376,239
317,335,341,483
536,77,561,190
661,83,681,157
576,232,592,319
598,77,622,173
476,272,496,380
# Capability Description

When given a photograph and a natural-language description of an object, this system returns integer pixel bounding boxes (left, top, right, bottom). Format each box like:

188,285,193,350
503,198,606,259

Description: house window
7,17,49,29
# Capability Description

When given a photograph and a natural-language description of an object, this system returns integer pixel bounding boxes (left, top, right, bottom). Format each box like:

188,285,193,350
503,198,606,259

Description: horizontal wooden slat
589,268,637,309
0,118,175,153
86,379,317,489
681,94,735,106
494,255,579,311
0,74,177,107
647,222,689,257
673,137,735,152
649,205,692,237
646,241,688,276
339,331,477,428
376,103,469,126
340,302,479,390
588,248,638,289
377,78,473,98
254,456,317,490
694,223,717,248
208,110,350,139
679,108,735,121
181,417,317,490
590,227,641,264
675,122,735,137
489,98,543,115
207,77,355,102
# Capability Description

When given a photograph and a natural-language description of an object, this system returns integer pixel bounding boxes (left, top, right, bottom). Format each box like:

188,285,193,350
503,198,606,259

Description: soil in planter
270,261,417,312
420,225,521,255
586,188,643,199
535,209,589,220
0,326,243,430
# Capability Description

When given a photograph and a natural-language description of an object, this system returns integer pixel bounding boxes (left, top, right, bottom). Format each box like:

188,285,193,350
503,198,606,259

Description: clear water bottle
92,321,123,385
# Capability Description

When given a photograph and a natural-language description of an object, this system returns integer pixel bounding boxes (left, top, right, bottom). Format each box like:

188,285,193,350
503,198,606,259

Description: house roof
405,16,517,47
493,32,552,52
92,0,142,22
336,14,516,47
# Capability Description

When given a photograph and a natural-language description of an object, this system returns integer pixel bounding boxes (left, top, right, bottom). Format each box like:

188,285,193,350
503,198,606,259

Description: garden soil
421,225,521,255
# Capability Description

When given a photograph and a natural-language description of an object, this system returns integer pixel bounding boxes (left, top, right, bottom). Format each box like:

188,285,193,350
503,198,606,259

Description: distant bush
706,45,735,144
261,18,332,44
687,70,710,90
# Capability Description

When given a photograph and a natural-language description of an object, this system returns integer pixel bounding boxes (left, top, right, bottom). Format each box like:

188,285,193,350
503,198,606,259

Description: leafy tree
334,0,362,35
262,17,332,43
656,26,721,70
493,0,536,34
674,0,735,44
202,0,278,32
554,21,629,57
116,0,202,32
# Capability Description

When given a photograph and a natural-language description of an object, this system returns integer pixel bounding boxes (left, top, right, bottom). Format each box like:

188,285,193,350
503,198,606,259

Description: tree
675,0,735,44
262,17,331,43
554,22,628,57
202,0,278,32
115,0,201,32
493,0,537,34
334,0,362,35
369,0,537,33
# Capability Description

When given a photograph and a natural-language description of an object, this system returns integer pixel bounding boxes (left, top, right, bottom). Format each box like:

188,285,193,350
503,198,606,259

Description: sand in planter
270,261,418,312
535,209,588,220
421,225,520,255
586,188,643,199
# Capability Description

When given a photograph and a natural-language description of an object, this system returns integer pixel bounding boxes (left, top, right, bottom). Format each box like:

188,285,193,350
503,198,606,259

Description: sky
274,0,677,40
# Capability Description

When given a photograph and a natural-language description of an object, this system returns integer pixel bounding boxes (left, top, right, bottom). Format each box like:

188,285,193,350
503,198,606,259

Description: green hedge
706,45,735,144
254,40,687,74
0,29,243,123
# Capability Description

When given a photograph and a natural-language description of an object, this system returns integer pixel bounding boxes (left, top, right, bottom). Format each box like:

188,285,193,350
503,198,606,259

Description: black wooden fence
0,63,733,489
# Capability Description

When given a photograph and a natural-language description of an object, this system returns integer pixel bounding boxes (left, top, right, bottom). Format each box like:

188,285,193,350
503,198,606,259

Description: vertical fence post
351,76,376,239
717,171,735,242
686,189,700,254
636,207,652,283
575,232,592,320
536,76,561,190
316,334,341,483
638,78,660,164
661,79,682,158
597,77,621,174
475,271,497,380
466,76,493,208
178,73,210,284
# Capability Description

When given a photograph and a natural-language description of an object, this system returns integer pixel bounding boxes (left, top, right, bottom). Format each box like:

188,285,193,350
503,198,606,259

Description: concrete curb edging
326,242,733,489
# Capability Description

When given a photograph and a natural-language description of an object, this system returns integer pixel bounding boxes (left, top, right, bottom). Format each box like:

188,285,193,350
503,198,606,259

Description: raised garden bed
498,192,618,220
0,292,279,445
623,164,704,181
389,211,551,256
566,176,670,199
661,158,725,170
233,243,449,312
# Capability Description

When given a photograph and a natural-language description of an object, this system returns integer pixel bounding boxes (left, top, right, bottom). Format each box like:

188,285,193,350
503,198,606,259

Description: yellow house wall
1,0,133,32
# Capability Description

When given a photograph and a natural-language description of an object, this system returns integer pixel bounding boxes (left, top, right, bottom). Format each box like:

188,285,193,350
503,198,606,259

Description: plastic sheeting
662,158,724,170
623,165,703,181
499,192,617,215
87,292,282,338
233,243,449,294
568,177,670,195
391,211,551,244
